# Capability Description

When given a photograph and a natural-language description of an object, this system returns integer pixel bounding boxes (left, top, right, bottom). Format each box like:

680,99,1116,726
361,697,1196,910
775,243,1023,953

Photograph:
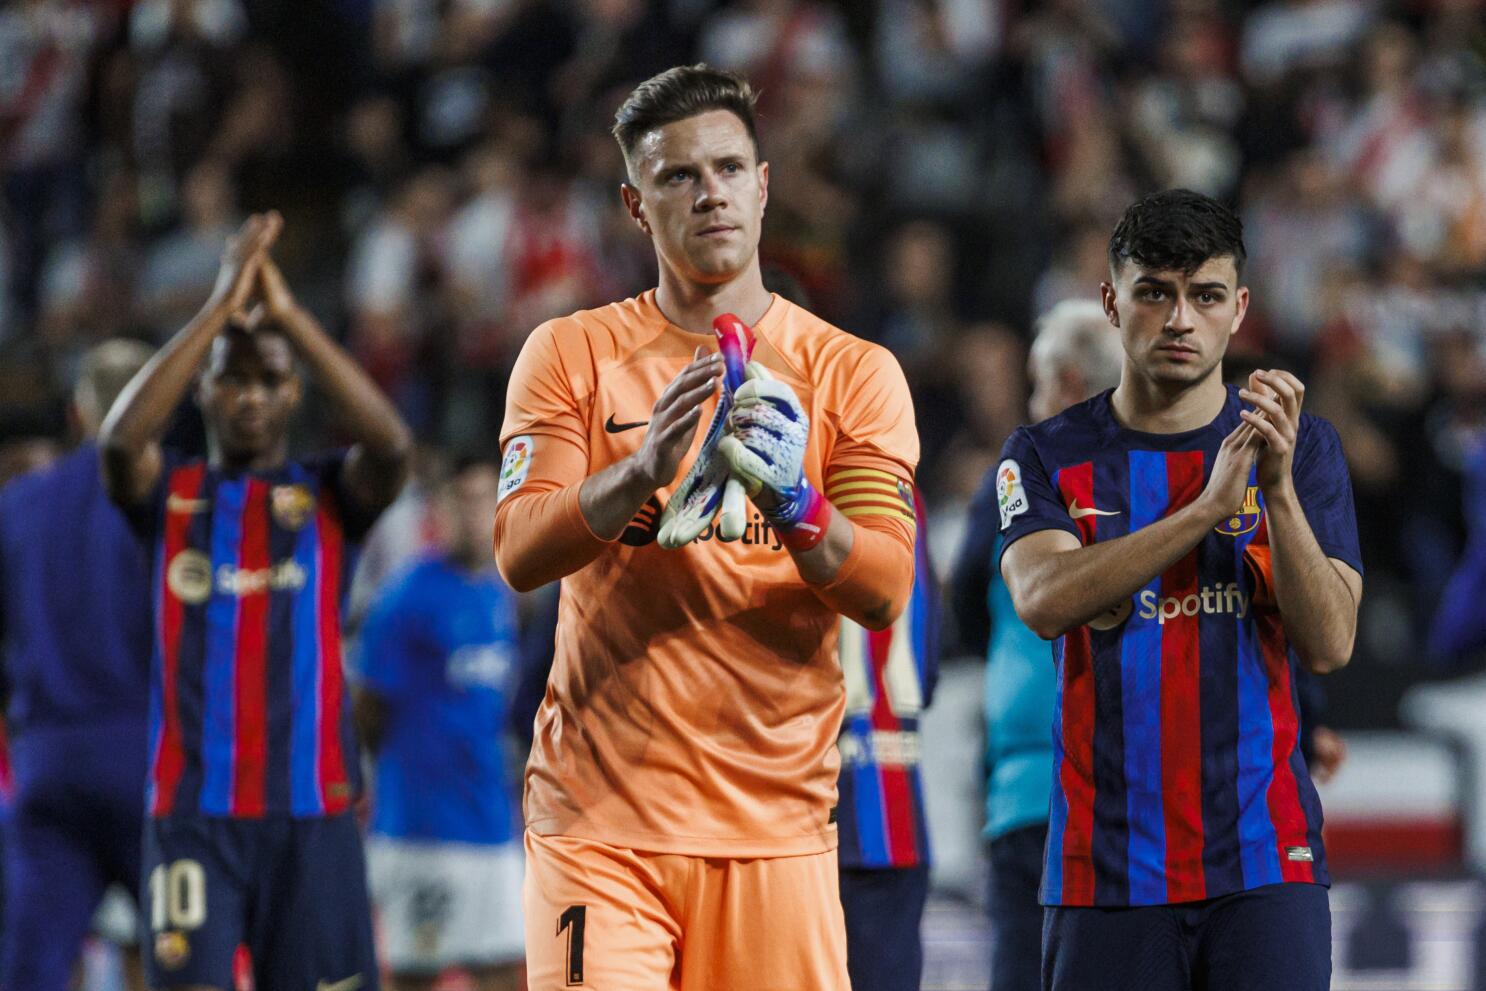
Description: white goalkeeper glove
718,362,818,532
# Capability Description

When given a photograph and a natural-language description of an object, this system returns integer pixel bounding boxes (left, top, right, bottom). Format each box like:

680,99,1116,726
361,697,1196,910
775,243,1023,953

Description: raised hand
1239,369,1305,494
257,252,299,321
1199,420,1260,524
634,349,724,490
209,211,281,316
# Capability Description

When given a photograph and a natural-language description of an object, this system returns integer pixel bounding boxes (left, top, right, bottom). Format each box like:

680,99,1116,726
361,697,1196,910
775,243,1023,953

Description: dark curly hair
1108,189,1246,279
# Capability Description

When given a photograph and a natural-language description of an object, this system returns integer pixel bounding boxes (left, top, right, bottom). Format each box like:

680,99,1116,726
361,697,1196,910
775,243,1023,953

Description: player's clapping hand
634,349,724,489
1199,420,1261,524
208,211,281,317
719,362,809,512
1239,369,1305,494
258,252,300,322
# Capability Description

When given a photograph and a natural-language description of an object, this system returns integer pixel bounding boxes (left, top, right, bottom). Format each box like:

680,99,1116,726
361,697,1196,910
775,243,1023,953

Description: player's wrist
762,476,832,551
622,451,667,496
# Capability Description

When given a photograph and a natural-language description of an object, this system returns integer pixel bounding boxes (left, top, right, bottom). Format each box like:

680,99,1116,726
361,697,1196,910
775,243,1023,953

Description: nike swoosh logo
316,977,364,991
1068,500,1120,520
605,414,649,433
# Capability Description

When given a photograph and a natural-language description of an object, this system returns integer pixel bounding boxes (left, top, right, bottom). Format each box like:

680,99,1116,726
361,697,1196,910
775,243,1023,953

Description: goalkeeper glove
656,315,755,549
719,362,832,550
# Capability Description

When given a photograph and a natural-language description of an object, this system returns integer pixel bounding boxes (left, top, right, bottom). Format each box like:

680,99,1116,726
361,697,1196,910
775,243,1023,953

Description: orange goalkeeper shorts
523,830,850,991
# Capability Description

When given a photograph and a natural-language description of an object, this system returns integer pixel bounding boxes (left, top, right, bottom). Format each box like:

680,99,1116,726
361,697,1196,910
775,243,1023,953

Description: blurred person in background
835,494,939,991
139,160,242,341
0,339,155,991
953,298,1122,991
354,454,526,991
99,212,410,991
0,0,104,330
998,190,1361,991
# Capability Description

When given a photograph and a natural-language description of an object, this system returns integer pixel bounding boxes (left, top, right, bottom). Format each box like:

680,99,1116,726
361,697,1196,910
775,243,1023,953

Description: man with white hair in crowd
952,300,1121,991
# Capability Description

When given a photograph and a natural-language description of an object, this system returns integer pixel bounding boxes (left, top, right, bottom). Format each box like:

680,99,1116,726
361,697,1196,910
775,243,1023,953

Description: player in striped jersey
835,491,938,991
100,212,412,991
998,190,1362,991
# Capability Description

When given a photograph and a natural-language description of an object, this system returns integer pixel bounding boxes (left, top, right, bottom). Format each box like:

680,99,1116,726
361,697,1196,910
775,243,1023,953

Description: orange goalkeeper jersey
498,290,920,857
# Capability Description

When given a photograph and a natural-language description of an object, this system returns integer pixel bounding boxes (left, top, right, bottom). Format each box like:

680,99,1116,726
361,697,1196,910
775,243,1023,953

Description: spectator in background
1431,436,1486,663
139,159,241,340
836,495,939,991
0,0,104,328
355,455,525,991
0,338,155,991
952,299,1121,991
35,169,144,363
128,0,246,222
346,165,457,431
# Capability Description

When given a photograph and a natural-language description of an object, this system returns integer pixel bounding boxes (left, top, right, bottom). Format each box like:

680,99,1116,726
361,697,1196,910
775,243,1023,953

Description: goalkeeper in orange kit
492,64,921,990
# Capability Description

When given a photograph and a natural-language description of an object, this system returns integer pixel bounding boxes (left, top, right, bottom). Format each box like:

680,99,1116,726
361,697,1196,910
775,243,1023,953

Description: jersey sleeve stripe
826,480,903,496
840,505,916,522
827,467,902,483
833,492,912,509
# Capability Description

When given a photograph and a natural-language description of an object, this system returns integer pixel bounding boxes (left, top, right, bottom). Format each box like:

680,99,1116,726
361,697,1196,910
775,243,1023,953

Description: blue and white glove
718,362,817,532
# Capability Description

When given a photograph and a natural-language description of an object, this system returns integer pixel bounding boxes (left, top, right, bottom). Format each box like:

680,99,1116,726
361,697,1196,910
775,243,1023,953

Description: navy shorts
1043,881,1331,991
839,864,930,991
2,722,148,991
142,812,379,991
988,823,1047,991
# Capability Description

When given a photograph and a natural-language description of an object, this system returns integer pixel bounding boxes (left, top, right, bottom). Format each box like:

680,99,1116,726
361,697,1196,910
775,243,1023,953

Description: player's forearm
805,515,913,630
1011,498,1226,640
276,304,412,464
99,299,233,499
495,484,610,592
1264,489,1358,673
102,301,229,455
577,455,662,541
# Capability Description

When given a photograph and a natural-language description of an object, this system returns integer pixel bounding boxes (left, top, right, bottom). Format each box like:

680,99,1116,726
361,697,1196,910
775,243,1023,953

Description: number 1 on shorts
558,904,586,985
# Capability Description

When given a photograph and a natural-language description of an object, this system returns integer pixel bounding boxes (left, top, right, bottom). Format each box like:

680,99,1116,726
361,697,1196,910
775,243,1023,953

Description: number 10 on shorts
558,904,586,985
150,859,206,931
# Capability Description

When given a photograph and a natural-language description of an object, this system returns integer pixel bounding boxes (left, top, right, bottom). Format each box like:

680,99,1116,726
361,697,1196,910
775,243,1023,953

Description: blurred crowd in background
4,0,1486,728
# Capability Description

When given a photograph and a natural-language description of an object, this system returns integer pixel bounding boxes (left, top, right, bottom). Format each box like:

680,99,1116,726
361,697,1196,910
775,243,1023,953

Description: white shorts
367,836,525,973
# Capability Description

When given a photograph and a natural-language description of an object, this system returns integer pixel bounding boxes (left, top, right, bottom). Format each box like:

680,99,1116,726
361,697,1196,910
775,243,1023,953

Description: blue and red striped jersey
997,386,1362,907
128,451,381,819
836,493,939,869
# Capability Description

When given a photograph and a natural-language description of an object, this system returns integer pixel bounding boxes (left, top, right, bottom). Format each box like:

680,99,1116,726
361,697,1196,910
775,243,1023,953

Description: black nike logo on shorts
605,414,649,433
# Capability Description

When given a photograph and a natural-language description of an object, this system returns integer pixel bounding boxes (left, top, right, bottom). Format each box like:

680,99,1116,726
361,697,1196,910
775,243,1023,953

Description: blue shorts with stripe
142,812,378,990
1043,880,1330,991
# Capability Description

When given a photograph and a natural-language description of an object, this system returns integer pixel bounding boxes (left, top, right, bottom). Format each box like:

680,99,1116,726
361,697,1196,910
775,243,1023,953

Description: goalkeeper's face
623,109,768,285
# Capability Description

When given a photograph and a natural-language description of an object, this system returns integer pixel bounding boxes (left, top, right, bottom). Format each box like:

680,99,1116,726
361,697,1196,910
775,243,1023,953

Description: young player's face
199,331,302,459
443,464,501,562
623,109,768,285
1102,255,1249,388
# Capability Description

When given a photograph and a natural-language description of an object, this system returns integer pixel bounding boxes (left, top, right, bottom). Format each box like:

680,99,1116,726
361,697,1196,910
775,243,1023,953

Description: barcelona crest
1215,485,1262,537
271,484,315,531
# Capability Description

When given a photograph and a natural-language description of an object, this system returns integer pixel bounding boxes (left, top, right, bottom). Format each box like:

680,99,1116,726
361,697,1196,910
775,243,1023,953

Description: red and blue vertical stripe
1041,453,1325,907
149,459,355,819
836,495,938,870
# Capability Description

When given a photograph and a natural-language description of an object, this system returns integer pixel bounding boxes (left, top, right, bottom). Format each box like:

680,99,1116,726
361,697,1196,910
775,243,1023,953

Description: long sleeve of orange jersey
493,320,609,592
809,341,921,628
